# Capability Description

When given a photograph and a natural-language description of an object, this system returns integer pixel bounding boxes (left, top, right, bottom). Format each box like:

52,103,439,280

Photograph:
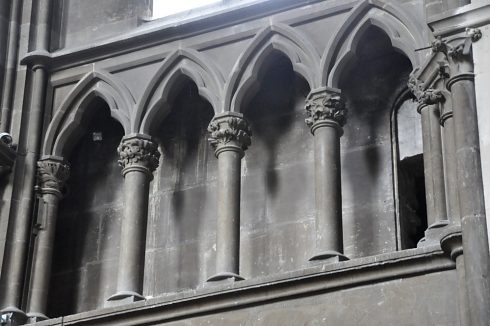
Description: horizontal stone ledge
34,245,454,326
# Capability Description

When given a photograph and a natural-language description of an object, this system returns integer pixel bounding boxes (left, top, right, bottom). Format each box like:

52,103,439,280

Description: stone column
412,85,448,243
434,29,490,325
305,88,348,262
0,1,52,323
26,157,69,323
440,227,470,326
439,90,461,224
108,134,160,303
207,112,251,282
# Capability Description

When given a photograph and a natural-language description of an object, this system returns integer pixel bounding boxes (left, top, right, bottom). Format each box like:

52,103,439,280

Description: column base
417,219,450,247
107,291,145,306
0,307,27,326
440,224,463,261
26,312,48,324
207,272,244,282
309,250,349,263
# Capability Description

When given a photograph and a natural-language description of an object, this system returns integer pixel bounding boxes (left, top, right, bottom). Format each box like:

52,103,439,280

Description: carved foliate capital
208,112,251,154
37,158,70,195
118,135,160,173
305,89,346,128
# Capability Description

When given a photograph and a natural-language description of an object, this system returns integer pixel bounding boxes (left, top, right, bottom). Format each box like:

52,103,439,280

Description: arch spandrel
320,0,427,88
42,70,134,157
134,48,225,134
223,23,321,113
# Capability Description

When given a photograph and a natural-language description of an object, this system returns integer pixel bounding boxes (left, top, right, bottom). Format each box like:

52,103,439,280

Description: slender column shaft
108,134,159,303
455,253,471,326
26,157,69,322
419,103,447,227
1,0,22,132
305,88,347,262
0,0,52,319
441,110,460,223
0,0,10,101
216,150,241,275
207,112,250,282
440,230,470,326
313,123,342,255
118,170,151,294
27,194,59,319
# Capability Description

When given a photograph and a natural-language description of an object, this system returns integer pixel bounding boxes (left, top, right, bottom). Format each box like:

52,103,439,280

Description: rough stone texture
160,271,459,326
145,80,217,295
340,26,414,257
241,53,316,276
47,100,124,316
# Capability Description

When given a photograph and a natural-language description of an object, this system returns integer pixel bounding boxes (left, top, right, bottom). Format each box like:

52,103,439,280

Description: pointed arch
134,48,225,134
320,0,426,88
42,70,134,157
223,23,321,113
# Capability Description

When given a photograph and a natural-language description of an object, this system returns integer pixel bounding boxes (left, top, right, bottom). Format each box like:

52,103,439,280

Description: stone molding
42,70,134,157
37,157,70,196
225,23,321,112
30,247,453,326
136,49,225,134
321,0,425,88
305,89,346,131
118,135,160,175
208,112,251,157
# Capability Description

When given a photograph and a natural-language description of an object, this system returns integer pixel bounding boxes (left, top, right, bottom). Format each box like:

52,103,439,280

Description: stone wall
2,0,489,325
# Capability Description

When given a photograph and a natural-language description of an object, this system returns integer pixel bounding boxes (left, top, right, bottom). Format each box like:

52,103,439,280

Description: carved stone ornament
408,74,444,106
208,114,251,151
407,73,424,100
37,159,70,193
118,137,160,172
419,88,444,105
305,92,346,127
431,28,482,59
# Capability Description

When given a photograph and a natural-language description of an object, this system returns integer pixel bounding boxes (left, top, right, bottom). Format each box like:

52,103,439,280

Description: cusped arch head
321,0,426,88
43,70,134,157
224,23,321,113
135,48,225,134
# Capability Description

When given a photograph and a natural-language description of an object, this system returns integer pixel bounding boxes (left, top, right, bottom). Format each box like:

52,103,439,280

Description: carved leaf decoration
37,160,70,192
305,93,346,127
118,138,160,171
208,116,251,150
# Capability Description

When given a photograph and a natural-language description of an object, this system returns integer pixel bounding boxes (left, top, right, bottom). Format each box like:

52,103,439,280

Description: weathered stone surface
1,0,489,325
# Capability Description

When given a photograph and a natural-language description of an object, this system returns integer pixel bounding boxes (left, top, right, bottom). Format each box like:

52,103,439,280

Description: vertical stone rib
0,1,52,323
408,76,448,244
436,28,490,325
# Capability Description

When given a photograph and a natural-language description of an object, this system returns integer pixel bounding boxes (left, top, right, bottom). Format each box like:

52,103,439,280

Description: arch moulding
320,0,427,88
134,48,225,134
42,70,134,158
223,23,321,113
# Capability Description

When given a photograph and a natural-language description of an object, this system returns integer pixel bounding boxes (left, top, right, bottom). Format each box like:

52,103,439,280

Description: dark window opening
397,153,427,249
